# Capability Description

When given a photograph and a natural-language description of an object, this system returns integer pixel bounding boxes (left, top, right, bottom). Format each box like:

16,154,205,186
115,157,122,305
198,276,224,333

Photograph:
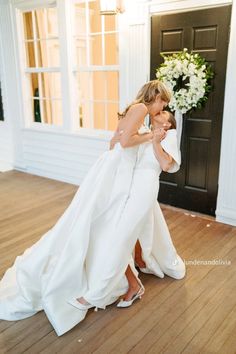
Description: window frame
71,0,120,132
15,3,66,130
12,0,120,138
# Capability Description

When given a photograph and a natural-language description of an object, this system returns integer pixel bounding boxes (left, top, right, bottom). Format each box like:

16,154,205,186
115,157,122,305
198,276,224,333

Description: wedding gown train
0,128,186,336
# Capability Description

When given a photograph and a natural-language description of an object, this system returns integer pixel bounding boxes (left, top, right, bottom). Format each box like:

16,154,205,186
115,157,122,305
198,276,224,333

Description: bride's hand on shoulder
152,128,167,143
146,131,154,142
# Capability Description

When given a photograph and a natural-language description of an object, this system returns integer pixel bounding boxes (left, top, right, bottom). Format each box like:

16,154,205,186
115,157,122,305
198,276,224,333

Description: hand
147,131,154,142
153,127,167,143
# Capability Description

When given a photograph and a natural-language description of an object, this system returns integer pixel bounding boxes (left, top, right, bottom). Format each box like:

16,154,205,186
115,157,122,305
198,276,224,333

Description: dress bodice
113,127,180,175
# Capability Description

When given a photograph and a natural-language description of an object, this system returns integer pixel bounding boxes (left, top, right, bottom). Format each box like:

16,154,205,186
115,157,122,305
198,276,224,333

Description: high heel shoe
117,284,145,308
67,298,98,311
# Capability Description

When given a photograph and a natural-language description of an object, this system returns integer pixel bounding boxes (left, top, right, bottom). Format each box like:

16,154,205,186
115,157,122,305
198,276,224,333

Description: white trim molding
216,0,236,226
12,0,56,11
149,0,232,13
124,0,236,225
0,1,20,171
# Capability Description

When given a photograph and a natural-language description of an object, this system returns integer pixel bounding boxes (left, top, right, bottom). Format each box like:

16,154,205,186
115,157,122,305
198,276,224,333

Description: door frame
144,0,236,225
145,0,232,81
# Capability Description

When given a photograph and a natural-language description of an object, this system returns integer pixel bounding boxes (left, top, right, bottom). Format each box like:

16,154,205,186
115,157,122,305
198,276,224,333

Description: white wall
0,1,16,171
0,0,112,185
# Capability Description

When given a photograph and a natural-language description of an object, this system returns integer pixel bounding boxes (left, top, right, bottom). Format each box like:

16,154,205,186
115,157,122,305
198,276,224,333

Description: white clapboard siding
21,129,110,185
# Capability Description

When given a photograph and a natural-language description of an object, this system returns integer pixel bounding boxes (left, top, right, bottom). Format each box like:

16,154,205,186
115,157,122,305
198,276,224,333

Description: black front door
150,6,231,215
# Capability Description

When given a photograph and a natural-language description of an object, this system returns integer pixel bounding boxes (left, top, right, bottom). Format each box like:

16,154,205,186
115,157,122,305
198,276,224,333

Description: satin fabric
0,128,185,336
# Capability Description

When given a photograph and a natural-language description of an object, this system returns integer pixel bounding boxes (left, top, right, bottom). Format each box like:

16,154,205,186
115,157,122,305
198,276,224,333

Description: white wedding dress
0,127,185,336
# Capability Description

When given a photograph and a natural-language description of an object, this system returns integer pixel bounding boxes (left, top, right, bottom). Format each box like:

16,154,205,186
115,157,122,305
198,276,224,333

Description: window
73,0,119,131
22,7,62,126
17,1,120,133
0,82,4,121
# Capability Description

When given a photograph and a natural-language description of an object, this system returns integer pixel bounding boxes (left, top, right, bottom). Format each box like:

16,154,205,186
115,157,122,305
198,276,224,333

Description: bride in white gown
0,80,185,336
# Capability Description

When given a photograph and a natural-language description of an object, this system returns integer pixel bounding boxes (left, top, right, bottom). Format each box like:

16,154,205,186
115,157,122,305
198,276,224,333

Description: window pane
77,72,91,101
89,1,101,33
25,42,36,67
75,38,87,66
32,98,41,123
32,98,62,125
107,103,119,131
93,71,106,101
45,7,58,38
41,72,61,99
90,35,102,65
106,71,119,101
73,1,120,132
23,8,60,68
104,15,116,32
37,39,60,67
23,12,34,40
78,101,91,128
28,73,39,98
94,102,105,129
50,99,63,125
35,8,58,39
74,2,86,36
105,33,118,65
25,39,60,68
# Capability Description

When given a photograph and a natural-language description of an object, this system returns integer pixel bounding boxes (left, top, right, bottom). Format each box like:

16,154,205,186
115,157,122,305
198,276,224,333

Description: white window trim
12,0,57,12
11,0,75,132
72,0,120,132
11,0,120,139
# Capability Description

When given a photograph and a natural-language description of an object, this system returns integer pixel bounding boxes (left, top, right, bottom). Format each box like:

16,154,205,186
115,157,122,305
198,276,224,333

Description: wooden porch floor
0,171,236,354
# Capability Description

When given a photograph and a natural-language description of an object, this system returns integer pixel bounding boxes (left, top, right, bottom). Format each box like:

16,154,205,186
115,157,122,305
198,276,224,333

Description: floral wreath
156,48,214,114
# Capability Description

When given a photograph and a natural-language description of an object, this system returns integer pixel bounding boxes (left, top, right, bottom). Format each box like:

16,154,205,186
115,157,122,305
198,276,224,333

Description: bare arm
121,131,153,148
152,129,173,172
118,104,153,148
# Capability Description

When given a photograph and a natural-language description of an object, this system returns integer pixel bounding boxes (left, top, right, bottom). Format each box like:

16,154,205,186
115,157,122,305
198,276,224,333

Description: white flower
156,50,211,113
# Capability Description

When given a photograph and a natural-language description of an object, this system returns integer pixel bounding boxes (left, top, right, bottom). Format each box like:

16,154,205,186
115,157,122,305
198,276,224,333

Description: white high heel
67,298,98,311
117,283,145,308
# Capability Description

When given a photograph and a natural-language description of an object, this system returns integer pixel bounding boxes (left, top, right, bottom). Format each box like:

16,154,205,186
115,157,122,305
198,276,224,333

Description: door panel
150,6,231,215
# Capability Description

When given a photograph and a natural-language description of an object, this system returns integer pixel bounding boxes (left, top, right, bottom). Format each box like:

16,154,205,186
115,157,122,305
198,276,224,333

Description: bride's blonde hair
118,80,172,119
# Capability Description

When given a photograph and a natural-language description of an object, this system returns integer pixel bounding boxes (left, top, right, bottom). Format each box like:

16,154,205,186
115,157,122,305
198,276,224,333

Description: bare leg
134,240,146,268
78,265,141,304
77,241,145,305
122,265,142,301
76,296,90,305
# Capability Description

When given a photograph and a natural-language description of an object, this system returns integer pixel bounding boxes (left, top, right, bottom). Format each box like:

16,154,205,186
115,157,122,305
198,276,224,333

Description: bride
0,80,185,336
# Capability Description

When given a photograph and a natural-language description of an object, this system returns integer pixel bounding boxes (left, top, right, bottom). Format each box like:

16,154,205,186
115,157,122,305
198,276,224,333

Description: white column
119,1,149,111
57,0,75,131
0,0,26,171
215,0,236,226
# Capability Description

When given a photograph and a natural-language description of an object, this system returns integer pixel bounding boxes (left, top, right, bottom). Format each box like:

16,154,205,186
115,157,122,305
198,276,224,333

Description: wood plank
203,304,236,353
0,171,235,354
91,230,236,354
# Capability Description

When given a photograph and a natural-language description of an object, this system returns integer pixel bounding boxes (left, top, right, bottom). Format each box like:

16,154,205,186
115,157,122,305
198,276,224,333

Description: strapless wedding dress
0,128,185,336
